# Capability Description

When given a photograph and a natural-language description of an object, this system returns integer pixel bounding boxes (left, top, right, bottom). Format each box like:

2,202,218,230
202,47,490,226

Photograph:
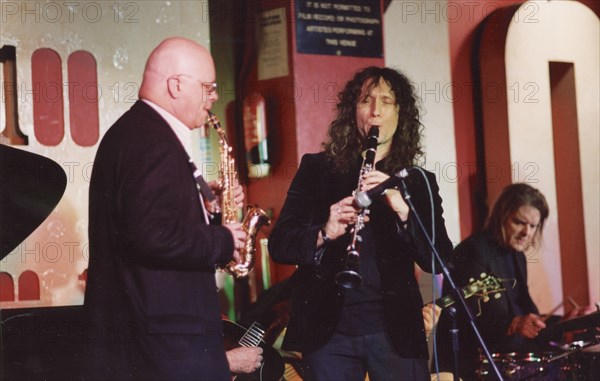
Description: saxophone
335,126,379,289
205,111,271,278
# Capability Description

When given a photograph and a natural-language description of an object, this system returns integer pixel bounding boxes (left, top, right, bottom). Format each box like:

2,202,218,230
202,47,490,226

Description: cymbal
546,311,600,336
0,144,66,259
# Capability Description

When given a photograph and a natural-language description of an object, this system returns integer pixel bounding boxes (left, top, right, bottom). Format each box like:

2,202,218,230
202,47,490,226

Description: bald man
84,37,251,380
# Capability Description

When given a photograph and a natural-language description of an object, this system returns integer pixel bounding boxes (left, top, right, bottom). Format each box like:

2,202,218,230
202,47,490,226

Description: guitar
428,273,504,313
223,319,285,381
281,357,303,381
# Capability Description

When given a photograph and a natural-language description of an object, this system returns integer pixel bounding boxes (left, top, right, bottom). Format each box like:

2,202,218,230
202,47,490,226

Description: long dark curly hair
323,66,424,174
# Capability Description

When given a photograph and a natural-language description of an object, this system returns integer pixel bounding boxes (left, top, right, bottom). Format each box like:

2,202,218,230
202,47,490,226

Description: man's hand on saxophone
228,183,247,262
206,180,245,209
231,183,245,209
225,222,246,263
209,180,246,261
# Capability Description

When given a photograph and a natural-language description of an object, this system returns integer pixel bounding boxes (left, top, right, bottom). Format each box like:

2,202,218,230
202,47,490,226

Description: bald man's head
143,37,213,80
138,37,218,129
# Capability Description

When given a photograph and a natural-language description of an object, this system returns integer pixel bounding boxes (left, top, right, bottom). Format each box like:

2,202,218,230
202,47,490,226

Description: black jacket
268,152,453,358
435,232,541,380
84,101,234,380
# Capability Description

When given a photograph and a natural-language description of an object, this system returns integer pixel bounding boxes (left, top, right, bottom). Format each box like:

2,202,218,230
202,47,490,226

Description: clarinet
335,126,380,289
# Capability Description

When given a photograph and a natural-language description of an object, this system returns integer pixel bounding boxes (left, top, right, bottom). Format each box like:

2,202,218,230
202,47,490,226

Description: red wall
448,0,600,238
243,0,385,283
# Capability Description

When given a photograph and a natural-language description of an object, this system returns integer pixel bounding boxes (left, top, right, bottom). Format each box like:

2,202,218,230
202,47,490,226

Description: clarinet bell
335,250,362,289
336,270,362,289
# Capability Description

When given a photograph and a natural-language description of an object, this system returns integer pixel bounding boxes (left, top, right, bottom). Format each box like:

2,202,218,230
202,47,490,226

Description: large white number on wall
479,0,599,313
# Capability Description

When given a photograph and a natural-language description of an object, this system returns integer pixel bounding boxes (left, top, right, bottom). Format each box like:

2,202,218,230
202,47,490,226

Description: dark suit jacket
435,232,540,380
268,153,453,359
84,101,234,380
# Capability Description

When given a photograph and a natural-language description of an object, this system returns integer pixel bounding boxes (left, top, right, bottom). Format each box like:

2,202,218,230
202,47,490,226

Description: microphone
354,168,412,209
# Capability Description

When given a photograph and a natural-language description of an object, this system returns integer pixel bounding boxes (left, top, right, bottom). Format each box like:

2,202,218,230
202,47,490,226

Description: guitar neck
429,275,502,310
433,294,456,309
431,283,479,309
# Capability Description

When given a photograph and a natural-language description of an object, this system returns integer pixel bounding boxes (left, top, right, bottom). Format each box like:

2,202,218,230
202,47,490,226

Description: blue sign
295,1,383,58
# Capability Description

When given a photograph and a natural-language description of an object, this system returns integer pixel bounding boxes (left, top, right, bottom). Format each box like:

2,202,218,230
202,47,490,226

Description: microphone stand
399,178,504,381
448,306,460,381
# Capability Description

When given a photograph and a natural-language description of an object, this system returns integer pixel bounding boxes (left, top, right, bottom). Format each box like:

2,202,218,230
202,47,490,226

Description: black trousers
303,331,429,381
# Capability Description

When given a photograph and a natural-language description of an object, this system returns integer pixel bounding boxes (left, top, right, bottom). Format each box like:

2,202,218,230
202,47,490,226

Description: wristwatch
320,225,332,243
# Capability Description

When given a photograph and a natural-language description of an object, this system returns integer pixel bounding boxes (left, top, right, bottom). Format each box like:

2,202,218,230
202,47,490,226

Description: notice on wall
258,7,289,80
295,1,383,57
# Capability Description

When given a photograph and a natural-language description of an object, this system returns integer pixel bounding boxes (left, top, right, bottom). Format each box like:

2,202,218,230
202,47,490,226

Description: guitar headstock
431,273,507,312
464,273,504,302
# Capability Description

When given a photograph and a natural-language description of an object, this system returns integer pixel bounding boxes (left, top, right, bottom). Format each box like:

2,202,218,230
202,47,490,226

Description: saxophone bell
223,205,271,278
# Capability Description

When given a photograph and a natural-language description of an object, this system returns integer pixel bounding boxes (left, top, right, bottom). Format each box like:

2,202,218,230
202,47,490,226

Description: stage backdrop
383,0,599,313
0,1,217,308
1,1,598,320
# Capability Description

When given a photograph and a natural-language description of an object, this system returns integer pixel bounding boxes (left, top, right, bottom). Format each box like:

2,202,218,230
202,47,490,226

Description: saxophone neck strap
188,158,217,203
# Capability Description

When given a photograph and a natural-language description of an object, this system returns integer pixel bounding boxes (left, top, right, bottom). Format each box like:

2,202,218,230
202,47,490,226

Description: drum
477,352,562,380
558,343,600,381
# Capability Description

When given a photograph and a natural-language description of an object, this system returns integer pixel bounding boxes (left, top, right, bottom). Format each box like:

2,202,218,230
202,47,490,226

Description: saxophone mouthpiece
205,110,221,130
